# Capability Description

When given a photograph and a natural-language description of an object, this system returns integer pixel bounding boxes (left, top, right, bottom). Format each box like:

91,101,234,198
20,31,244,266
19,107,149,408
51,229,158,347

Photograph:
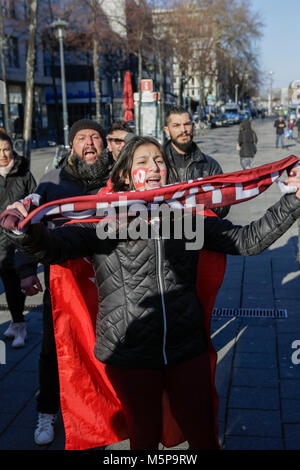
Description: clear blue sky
250,0,300,90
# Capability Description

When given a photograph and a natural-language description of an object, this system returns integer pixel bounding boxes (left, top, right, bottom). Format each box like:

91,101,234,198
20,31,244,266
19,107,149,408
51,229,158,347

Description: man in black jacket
274,115,286,148
163,105,229,218
17,119,110,446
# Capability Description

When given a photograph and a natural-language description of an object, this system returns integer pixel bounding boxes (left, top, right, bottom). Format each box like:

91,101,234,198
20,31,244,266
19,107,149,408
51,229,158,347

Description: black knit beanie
69,119,107,148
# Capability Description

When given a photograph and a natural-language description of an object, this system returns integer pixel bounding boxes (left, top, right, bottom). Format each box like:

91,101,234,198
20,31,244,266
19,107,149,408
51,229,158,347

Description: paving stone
233,352,277,369
226,409,282,437
0,413,15,434
280,379,300,399
0,425,44,451
284,424,300,450
231,367,278,388
225,436,283,450
0,370,38,391
281,399,300,423
229,386,279,410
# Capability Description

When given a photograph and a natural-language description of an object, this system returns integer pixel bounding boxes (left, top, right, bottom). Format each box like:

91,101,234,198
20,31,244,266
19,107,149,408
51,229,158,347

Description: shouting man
16,119,109,446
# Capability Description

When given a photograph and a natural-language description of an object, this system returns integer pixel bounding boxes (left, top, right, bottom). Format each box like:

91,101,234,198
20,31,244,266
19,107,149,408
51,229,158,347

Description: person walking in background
295,116,300,142
287,117,295,140
274,115,286,148
237,120,258,170
0,132,36,347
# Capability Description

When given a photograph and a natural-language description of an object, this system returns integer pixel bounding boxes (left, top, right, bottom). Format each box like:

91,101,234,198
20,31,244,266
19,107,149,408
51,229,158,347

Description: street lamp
268,71,274,116
235,84,239,104
50,19,69,148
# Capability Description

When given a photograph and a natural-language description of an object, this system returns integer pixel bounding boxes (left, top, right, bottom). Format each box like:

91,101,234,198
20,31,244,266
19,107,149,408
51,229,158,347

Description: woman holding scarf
1,136,300,449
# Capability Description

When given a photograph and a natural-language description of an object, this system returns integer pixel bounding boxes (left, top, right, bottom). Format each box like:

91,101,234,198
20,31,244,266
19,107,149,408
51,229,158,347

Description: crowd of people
1,106,300,450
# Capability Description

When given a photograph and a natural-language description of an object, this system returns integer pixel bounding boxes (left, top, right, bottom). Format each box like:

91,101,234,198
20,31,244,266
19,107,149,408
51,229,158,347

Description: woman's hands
0,201,29,231
285,165,300,199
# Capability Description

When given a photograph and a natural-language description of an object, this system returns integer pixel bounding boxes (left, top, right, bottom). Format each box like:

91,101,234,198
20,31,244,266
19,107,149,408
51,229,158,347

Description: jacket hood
9,153,30,175
240,120,251,131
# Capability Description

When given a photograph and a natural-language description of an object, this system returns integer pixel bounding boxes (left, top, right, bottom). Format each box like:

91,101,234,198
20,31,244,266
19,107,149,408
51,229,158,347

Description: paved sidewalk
1,119,300,451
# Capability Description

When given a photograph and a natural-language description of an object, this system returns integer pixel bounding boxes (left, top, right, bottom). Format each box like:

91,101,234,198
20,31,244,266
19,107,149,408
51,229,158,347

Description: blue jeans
276,133,285,148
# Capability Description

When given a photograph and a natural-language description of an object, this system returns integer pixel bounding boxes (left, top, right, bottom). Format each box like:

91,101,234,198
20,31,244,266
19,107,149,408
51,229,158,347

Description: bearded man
15,119,108,446
164,106,229,219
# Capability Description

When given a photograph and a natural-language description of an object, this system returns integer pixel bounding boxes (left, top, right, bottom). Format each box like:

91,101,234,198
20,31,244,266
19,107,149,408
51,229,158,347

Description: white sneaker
3,321,17,339
34,413,57,445
11,323,27,348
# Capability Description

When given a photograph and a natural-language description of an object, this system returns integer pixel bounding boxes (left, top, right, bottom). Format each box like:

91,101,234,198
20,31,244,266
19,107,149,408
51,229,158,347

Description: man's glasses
108,138,125,144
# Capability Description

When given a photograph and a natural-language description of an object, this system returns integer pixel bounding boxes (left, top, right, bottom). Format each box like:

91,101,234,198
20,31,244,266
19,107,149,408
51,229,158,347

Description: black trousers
36,283,60,414
0,268,25,323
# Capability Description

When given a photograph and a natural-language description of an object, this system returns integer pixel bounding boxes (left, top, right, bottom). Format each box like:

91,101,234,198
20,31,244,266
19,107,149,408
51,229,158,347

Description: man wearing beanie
15,119,110,446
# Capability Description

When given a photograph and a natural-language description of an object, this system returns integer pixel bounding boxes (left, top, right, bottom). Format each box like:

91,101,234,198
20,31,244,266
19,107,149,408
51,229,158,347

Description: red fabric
17,155,299,231
50,220,225,450
34,157,297,450
123,71,134,122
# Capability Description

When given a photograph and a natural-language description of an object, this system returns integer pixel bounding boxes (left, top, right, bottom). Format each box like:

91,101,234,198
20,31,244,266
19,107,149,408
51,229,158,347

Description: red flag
123,71,134,122
50,218,225,450
22,156,298,450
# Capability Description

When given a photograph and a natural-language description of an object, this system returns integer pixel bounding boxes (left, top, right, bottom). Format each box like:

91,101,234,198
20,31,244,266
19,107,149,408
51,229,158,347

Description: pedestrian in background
287,117,295,140
237,120,258,170
274,115,286,148
0,132,36,347
295,116,300,142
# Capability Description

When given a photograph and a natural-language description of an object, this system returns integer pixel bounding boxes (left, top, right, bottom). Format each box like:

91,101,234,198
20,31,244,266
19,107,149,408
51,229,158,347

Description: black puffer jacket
164,140,229,218
16,157,114,280
0,154,36,269
6,192,300,368
238,121,258,158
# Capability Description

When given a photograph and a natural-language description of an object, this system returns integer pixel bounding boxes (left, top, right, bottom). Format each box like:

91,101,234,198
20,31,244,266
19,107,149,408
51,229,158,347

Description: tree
0,1,10,133
23,0,38,163
124,0,154,134
210,0,263,102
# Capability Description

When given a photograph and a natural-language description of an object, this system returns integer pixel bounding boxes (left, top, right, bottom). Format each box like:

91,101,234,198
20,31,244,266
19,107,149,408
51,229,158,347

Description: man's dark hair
107,121,134,135
165,106,192,126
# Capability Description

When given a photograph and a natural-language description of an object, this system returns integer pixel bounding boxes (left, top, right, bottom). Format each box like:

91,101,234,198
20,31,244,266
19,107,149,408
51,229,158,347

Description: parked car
239,110,251,121
127,120,136,132
211,113,230,128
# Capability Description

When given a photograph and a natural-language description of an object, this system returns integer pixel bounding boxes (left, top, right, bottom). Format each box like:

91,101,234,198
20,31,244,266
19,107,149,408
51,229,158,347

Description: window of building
6,37,19,68
1,0,17,18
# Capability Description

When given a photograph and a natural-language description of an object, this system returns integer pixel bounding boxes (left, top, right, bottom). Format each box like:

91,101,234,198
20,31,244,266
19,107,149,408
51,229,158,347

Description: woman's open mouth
146,176,161,188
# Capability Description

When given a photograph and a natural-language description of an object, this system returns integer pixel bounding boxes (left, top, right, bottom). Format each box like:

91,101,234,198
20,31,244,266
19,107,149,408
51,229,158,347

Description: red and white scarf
19,155,298,230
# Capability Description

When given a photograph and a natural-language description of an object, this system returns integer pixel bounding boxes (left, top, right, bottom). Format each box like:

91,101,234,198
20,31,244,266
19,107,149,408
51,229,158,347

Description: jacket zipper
156,238,168,365
184,160,193,181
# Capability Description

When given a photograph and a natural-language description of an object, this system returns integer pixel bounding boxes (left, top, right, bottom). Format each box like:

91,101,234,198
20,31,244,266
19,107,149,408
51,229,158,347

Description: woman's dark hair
0,131,13,148
110,135,177,192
